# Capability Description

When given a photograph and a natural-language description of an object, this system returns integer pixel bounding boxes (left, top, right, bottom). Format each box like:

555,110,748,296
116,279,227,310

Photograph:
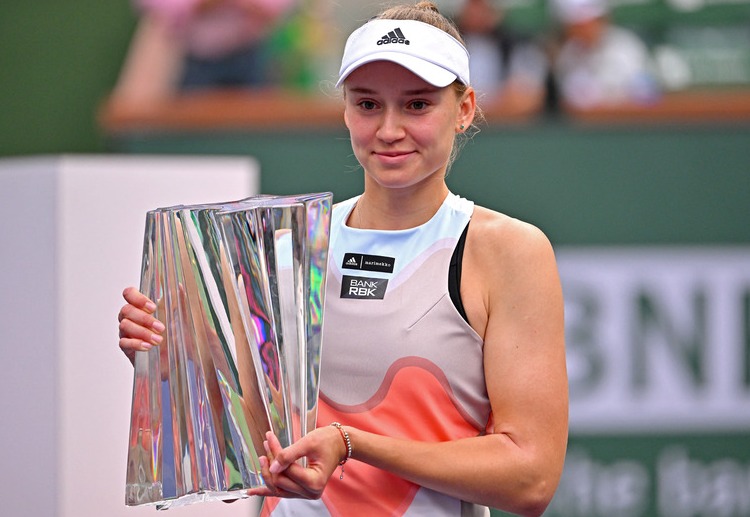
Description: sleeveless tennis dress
262,193,491,517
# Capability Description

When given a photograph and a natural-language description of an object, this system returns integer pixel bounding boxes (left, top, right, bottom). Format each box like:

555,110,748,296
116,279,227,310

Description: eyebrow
347,86,440,96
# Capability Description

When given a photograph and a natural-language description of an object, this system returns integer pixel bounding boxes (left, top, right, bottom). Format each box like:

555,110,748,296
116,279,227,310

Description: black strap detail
448,223,470,323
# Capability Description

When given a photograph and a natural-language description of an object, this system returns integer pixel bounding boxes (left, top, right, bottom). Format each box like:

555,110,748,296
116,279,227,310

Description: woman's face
343,61,474,192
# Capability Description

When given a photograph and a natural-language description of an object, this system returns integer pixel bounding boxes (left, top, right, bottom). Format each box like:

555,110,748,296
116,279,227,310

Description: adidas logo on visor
377,28,409,45
336,19,470,87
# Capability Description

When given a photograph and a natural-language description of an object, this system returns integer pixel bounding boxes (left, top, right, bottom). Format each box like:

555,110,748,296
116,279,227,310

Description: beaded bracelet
330,422,352,479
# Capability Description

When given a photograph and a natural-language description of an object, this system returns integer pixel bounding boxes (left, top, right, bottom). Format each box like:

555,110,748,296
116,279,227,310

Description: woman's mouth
374,150,414,164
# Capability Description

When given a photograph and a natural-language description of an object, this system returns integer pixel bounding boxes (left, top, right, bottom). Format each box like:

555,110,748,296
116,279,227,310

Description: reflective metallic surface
125,193,331,509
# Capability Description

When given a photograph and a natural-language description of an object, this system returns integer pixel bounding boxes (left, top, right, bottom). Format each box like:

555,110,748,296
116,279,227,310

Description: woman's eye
359,100,377,110
410,100,427,110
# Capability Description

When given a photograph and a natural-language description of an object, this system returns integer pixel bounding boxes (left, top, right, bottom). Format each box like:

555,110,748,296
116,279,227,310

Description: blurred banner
541,247,750,517
125,193,332,509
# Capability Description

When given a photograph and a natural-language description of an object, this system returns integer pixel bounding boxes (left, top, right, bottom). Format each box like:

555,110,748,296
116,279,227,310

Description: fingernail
145,301,157,312
141,343,153,351
152,321,165,332
269,461,281,474
151,333,163,344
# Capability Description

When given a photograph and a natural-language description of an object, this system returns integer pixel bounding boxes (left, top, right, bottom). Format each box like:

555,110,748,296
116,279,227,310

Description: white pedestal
0,155,260,517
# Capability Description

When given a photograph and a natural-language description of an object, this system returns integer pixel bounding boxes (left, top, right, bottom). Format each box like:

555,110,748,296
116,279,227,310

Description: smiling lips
375,150,415,161
374,151,414,167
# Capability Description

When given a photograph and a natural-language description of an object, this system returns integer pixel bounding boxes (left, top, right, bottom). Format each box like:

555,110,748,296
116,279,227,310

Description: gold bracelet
330,422,352,479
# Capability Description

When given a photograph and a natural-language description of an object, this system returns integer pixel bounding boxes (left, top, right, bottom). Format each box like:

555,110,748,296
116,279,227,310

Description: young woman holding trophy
118,2,569,516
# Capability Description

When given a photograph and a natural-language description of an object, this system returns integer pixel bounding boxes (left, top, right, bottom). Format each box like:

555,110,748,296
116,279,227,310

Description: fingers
262,431,332,499
256,432,329,500
247,455,313,500
122,286,157,314
267,428,332,474
118,287,164,361
119,288,162,332
265,431,285,465
265,432,313,478
266,431,318,474
118,306,164,339
263,437,274,458
119,320,161,346
269,473,319,499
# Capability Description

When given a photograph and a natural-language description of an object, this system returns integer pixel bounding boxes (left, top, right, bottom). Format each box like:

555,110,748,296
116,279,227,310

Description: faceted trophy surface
125,193,332,509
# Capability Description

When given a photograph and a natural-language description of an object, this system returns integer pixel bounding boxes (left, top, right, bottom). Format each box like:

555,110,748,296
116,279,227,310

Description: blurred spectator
455,0,548,109
112,0,296,105
548,0,660,109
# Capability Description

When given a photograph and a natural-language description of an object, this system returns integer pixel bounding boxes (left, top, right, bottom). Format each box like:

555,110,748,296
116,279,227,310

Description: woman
118,3,568,516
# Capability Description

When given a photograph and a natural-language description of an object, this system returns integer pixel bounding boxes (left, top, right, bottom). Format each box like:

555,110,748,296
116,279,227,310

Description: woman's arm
253,208,568,517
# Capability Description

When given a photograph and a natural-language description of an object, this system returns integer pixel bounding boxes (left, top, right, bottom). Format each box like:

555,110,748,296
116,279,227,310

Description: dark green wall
0,2,136,156
107,121,750,246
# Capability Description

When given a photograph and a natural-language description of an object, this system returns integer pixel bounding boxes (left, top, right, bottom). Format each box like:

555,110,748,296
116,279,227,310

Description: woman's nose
375,109,406,143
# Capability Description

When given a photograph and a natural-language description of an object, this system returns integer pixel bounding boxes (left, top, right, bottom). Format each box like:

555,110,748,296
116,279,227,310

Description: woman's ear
458,87,477,130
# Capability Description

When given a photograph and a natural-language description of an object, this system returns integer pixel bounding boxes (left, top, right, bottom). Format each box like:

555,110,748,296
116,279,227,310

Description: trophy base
126,483,253,510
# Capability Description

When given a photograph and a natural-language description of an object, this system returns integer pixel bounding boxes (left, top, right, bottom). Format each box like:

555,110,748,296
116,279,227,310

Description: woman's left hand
248,425,347,500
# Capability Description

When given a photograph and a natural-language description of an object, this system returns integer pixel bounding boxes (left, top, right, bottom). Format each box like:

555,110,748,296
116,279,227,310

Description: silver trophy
125,193,332,509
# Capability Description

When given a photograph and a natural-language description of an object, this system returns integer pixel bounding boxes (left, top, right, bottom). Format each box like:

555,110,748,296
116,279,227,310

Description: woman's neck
350,181,450,231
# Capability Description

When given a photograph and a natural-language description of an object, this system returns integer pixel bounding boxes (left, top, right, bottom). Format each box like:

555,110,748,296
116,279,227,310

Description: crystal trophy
125,193,332,509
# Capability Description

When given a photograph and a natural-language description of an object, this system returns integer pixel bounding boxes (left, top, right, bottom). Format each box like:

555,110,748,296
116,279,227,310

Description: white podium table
0,155,260,517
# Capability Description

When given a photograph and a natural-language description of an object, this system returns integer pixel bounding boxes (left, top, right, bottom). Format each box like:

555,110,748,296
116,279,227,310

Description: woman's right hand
118,286,165,364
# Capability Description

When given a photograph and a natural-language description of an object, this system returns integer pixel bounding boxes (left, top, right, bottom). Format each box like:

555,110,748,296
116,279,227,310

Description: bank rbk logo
340,275,388,300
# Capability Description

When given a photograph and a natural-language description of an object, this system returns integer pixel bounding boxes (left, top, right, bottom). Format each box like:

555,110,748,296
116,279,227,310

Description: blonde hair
375,2,466,46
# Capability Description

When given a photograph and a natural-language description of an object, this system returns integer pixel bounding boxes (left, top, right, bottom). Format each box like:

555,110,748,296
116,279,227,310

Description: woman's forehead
344,61,437,90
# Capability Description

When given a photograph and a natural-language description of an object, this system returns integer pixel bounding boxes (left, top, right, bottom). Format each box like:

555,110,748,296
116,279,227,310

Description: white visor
336,19,470,88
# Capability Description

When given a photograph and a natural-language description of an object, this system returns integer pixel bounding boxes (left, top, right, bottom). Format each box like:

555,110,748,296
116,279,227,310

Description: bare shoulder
460,206,561,338
467,205,556,268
